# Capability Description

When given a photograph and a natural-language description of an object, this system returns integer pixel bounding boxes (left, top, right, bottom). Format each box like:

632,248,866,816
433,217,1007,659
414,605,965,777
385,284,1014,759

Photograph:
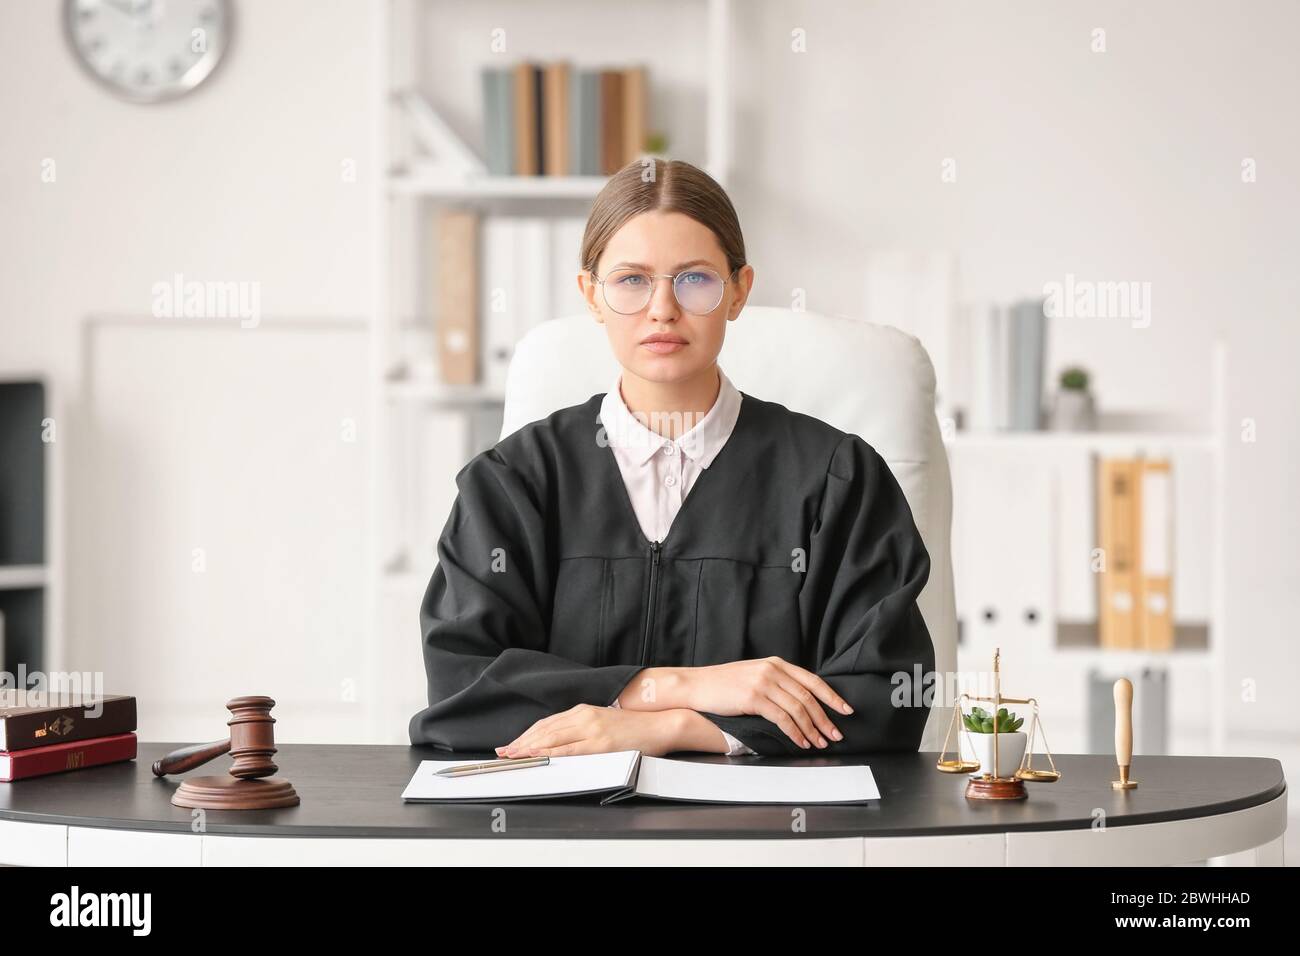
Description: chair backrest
501,305,956,752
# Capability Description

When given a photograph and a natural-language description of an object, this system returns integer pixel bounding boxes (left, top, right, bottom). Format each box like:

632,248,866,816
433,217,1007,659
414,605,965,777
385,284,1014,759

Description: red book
0,732,137,782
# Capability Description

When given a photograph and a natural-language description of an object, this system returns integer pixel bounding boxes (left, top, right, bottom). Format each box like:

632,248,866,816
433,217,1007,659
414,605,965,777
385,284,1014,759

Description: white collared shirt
599,367,755,757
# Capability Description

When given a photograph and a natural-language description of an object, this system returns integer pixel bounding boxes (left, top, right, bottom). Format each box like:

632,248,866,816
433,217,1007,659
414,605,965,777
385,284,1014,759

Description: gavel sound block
153,696,300,810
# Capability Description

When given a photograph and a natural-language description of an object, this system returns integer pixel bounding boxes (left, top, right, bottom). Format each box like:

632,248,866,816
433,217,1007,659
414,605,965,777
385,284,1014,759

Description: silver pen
434,756,550,777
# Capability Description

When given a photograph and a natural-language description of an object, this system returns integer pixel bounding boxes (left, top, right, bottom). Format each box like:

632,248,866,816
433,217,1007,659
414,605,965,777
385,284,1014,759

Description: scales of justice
936,647,1062,800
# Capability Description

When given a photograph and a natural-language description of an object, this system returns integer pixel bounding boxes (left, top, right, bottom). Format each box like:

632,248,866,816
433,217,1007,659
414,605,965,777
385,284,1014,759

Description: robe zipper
640,540,662,665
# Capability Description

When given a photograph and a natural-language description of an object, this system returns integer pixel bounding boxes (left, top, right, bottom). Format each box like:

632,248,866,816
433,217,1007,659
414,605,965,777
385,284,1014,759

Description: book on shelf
1010,299,1048,430
512,62,540,175
542,61,571,177
1097,458,1140,649
1137,458,1174,651
431,209,586,391
599,69,623,175
483,61,649,176
1,732,137,782
435,208,480,386
1096,456,1175,650
962,297,1048,432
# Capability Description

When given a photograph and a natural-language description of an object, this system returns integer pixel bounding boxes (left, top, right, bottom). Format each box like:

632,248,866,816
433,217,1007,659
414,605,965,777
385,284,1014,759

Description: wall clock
64,0,232,104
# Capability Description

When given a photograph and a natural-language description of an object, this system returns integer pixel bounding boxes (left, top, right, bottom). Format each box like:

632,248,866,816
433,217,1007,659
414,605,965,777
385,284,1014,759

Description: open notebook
401,752,880,805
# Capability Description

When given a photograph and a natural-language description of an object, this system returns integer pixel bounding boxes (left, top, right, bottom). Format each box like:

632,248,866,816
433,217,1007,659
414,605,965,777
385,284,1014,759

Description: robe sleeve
699,434,936,756
408,446,645,752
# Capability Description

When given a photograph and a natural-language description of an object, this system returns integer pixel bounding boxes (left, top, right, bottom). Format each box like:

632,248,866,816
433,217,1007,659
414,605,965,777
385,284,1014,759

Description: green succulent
643,131,669,154
1059,366,1089,391
963,706,1024,734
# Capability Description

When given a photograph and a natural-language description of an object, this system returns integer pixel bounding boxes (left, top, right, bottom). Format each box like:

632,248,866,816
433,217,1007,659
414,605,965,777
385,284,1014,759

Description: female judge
408,158,935,757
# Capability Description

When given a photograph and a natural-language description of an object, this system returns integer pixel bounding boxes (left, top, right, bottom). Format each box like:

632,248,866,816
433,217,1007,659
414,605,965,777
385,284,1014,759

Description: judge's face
580,210,753,388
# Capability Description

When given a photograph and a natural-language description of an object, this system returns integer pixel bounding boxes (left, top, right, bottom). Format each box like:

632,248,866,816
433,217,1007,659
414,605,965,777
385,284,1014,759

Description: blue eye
615,273,646,286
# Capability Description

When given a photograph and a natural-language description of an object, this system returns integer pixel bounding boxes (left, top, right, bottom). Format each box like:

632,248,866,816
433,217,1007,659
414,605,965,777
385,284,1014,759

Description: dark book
532,63,545,176
0,692,137,752
1,732,137,782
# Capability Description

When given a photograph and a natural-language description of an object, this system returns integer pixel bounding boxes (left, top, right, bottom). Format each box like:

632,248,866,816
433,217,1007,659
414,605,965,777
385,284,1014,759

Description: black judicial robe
407,390,936,756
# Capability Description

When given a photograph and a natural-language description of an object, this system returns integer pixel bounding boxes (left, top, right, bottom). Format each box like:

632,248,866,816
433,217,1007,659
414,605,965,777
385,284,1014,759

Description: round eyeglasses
592,265,737,316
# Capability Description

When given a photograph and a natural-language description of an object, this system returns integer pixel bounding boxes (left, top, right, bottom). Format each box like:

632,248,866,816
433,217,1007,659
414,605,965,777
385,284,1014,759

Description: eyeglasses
591,266,737,316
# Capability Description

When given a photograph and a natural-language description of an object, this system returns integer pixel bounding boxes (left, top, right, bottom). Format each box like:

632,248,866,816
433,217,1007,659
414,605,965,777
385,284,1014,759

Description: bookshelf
388,171,609,199
0,377,63,683
367,0,737,740
945,431,1216,453
944,340,1229,755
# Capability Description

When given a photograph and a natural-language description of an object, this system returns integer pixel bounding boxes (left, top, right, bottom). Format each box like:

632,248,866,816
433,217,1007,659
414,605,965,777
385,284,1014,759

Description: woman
408,158,935,758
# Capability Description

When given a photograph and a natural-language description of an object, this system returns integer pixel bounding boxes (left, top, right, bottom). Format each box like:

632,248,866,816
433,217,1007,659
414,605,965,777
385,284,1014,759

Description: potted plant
635,132,670,166
958,706,1027,777
1049,366,1097,431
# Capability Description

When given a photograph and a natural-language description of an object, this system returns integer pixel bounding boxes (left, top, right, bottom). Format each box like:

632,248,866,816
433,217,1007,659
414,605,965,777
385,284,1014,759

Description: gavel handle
152,738,232,777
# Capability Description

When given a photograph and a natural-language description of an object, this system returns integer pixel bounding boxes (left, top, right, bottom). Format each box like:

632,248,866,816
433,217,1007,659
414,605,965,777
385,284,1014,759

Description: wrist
622,667,692,711
661,667,693,710
668,708,730,754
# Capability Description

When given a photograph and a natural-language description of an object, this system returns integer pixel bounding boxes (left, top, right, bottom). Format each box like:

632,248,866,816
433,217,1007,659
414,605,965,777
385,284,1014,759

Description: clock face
64,0,231,103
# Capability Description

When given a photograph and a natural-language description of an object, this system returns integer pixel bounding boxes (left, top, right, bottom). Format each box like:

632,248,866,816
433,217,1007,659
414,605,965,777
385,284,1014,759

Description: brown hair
580,158,747,279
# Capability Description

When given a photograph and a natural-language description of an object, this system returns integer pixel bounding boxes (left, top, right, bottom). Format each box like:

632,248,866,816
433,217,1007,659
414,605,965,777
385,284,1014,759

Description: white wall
0,0,378,742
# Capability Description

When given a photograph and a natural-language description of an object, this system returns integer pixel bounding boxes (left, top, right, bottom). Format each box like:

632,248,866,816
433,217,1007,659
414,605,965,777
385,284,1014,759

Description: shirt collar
599,367,743,468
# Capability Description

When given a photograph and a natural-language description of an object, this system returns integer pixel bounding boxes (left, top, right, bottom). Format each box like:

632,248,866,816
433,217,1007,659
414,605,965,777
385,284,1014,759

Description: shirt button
662,442,676,455
664,474,676,487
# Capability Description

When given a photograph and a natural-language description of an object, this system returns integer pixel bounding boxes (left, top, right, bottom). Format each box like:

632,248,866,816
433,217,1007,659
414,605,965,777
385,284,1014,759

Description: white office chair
500,305,957,752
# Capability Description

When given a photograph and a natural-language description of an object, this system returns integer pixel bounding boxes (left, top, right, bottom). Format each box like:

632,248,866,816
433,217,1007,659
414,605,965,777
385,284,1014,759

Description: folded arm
697,435,936,756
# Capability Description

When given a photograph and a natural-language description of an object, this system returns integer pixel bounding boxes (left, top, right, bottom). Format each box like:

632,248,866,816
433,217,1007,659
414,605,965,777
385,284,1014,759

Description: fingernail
800,739,810,749
842,704,854,714
832,729,843,741
816,737,827,748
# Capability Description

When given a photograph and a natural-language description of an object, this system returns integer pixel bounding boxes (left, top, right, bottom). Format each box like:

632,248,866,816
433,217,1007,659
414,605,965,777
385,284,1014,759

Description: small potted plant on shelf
636,132,670,164
1049,365,1097,431
958,706,1027,777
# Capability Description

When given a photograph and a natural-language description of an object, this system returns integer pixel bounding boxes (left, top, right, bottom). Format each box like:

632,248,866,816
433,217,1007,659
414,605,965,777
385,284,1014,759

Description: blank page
634,757,880,804
402,751,640,802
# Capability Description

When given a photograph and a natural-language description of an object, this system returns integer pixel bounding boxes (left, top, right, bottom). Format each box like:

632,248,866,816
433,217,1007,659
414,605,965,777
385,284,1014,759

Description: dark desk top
0,743,1285,840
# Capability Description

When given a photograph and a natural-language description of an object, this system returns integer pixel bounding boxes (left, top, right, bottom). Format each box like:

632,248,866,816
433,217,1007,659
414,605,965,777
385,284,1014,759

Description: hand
684,657,853,750
495,705,696,758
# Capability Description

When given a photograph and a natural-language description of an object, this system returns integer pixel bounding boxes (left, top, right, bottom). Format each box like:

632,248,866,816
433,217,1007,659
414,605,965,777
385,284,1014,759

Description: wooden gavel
153,695,282,778
154,696,300,810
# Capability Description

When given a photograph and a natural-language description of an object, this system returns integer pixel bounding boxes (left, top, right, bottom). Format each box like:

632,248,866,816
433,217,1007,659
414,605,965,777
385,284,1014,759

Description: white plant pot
1050,389,1096,431
959,730,1027,778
